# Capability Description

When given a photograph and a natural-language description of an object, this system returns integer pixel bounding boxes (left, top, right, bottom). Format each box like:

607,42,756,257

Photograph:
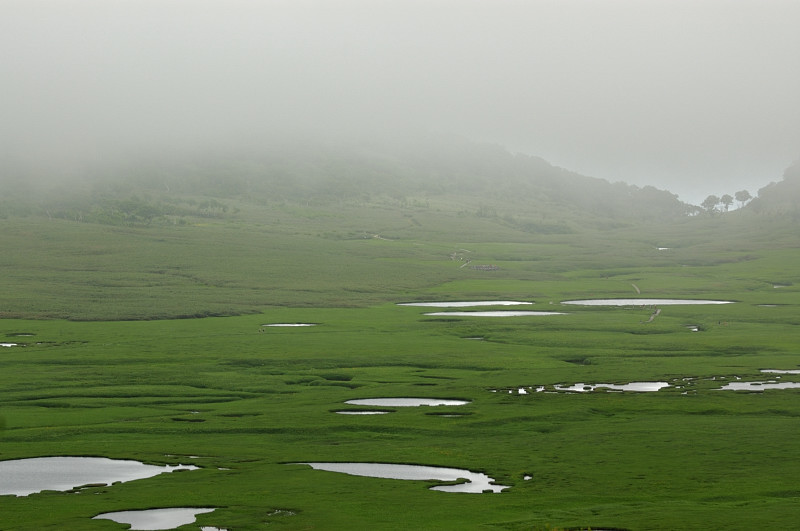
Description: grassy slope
1,191,799,530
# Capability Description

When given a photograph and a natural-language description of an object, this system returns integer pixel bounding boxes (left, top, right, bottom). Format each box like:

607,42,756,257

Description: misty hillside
3,137,692,227
746,159,800,217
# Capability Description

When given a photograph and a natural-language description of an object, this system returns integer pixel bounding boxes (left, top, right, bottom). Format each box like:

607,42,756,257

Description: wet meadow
1,188,799,530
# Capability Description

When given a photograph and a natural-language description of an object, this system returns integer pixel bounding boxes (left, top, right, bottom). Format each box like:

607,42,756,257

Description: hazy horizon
2,0,798,205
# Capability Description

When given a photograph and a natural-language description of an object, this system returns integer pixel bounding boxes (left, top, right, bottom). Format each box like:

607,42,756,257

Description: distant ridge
5,136,696,224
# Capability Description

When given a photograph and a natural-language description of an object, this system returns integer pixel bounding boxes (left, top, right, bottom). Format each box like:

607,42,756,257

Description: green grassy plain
1,195,798,530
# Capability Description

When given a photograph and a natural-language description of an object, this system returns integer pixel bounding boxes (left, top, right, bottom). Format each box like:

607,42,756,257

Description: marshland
2,2,799,529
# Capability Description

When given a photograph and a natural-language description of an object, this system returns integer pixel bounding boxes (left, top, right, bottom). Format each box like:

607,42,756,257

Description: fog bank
2,0,798,204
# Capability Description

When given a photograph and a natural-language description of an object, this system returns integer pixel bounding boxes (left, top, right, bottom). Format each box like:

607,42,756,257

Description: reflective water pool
554,382,670,392
718,381,800,391
344,398,469,407
561,298,734,306
399,301,533,307
93,508,215,530
335,410,391,415
0,457,198,496
424,311,566,317
297,462,508,493
262,323,316,327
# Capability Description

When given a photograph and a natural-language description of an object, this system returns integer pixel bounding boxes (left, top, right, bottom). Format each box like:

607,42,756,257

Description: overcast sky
2,0,798,204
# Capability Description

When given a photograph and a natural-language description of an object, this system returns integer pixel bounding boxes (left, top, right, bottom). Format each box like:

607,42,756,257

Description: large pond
399,301,532,307
561,298,734,306
344,398,469,407
93,508,215,530
424,311,566,317
297,462,508,493
0,457,198,496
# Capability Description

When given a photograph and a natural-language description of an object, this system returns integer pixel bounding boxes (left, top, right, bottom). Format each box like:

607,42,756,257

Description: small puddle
1,343,18,347
296,462,508,493
424,311,566,317
561,299,734,306
399,301,532,307
345,398,469,407
93,508,215,530
0,457,198,497
761,369,800,374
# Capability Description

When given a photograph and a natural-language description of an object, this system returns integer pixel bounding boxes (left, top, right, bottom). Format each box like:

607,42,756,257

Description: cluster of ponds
4,297,794,527
560,298,734,306
398,298,740,318
402,299,737,309
494,371,800,395
0,457,230,529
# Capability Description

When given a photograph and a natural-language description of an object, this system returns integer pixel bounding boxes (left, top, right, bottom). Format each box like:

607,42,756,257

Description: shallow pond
553,382,670,392
297,462,508,493
561,298,734,306
335,410,390,415
1,343,18,347
718,381,800,391
399,301,532,307
498,382,671,394
761,369,800,374
0,457,198,496
345,398,469,407
424,311,566,317
93,508,215,530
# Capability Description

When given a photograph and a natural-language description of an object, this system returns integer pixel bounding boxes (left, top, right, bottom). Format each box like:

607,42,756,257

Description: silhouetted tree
701,194,720,213
720,194,734,212
735,189,752,208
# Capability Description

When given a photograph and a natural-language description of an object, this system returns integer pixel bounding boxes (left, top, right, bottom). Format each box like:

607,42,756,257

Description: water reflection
718,381,800,391
561,298,734,306
345,398,469,407
93,508,215,530
262,323,316,327
297,462,508,493
0,457,197,497
399,301,532,307
424,311,566,317
554,382,670,392
335,410,390,415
